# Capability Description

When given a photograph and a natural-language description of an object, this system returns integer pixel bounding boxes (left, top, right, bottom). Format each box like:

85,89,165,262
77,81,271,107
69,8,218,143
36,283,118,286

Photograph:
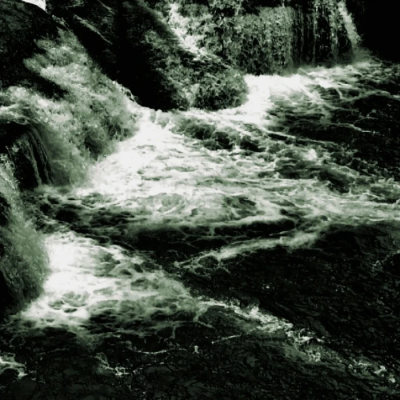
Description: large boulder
45,0,195,110
0,0,63,96
46,0,247,111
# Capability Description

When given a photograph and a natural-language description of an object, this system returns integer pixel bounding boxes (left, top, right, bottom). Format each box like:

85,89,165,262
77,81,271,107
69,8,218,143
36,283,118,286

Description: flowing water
1,2,400,399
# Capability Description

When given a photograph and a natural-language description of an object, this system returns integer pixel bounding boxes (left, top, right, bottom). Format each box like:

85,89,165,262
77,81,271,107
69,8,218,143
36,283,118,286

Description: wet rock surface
1,289,399,400
0,0,63,95
46,0,188,110
0,120,52,190
46,0,247,111
11,191,400,398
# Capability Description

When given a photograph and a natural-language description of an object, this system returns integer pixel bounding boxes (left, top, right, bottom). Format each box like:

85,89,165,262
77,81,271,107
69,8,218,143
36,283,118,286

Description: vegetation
1,29,138,185
0,159,48,318
149,0,296,74
47,0,248,111
149,0,352,75
119,0,249,111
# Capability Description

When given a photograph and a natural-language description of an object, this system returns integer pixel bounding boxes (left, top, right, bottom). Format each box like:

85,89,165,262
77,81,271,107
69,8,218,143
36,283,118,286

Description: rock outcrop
0,0,57,320
346,0,399,61
0,119,52,190
0,0,63,96
45,0,247,111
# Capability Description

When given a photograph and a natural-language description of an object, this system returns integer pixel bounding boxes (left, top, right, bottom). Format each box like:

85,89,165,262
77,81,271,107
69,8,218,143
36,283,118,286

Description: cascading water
0,159,48,317
1,0,400,398
165,0,353,75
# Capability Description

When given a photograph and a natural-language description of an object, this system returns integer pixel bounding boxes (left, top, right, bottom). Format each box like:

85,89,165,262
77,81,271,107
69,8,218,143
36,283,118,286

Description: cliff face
346,0,399,61
0,1,62,193
0,0,54,317
0,0,130,318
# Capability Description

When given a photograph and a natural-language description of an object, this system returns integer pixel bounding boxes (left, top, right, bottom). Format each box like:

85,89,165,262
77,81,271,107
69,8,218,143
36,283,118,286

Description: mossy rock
47,0,247,111
166,0,353,75
0,0,64,96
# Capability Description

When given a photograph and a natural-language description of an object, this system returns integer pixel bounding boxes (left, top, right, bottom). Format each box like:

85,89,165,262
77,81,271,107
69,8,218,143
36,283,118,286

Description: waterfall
337,0,361,50
2,122,52,189
162,0,353,75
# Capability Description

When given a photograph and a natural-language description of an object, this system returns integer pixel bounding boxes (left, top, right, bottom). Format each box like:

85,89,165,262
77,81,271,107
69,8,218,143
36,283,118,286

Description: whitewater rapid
0,1,395,390
0,49,396,387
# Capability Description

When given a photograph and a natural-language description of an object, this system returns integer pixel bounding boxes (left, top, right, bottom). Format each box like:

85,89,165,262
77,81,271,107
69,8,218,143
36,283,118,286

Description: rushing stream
1,2,400,399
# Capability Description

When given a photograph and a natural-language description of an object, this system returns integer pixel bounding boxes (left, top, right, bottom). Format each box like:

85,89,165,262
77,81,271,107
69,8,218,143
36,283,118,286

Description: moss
120,2,190,111
191,64,247,110
0,0,65,97
164,0,353,75
0,161,48,319
0,28,138,186
47,0,248,111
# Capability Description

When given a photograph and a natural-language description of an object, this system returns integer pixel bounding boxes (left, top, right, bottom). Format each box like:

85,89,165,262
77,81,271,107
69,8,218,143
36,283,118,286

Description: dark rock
0,120,52,190
0,0,63,96
120,0,189,110
346,0,400,61
0,368,19,386
176,222,400,370
0,268,14,320
381,253,400,277
45,0,248,111
0,195,10,227
47,0,190,110
8,376,36,400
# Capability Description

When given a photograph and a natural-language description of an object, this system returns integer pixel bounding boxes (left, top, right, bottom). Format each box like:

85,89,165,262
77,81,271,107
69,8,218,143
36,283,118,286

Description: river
0,2,399,399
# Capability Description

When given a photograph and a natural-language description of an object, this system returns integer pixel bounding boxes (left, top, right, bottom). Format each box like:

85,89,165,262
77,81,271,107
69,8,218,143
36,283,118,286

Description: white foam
22,0,46,11
18,231,208,334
